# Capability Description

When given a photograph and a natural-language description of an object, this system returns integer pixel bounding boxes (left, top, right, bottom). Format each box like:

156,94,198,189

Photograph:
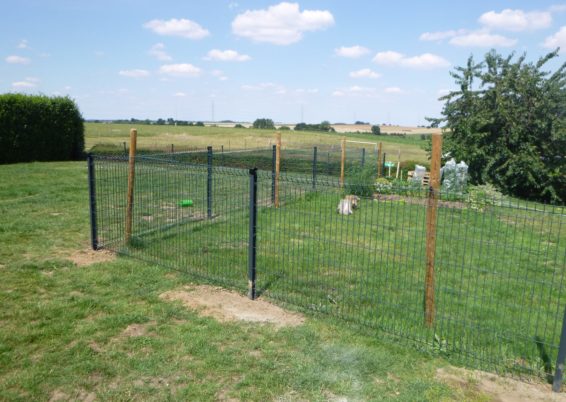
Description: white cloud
119,69,150,78
211,69,228,80
149,43,172,61
296,88,319,94
6,55,30,64
241,82,285,93
437,89,451,97
449,31,517,47
174,92,186,97
349,68,381,79
205,49,251,61
384,87,402,94
159,63,202,77
144,18,210,39
228,1,239,9
335,45,370,58
419,29,467,41
543,26,566,51
232,2,334,45
17,39,29,49
332,90,345,97
479,9,552,31
373,51,450,69
549,4,566,13
12,77,38,88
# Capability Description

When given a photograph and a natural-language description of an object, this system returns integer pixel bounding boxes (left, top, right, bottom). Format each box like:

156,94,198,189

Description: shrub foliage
0,94,84,164
429,49,566,203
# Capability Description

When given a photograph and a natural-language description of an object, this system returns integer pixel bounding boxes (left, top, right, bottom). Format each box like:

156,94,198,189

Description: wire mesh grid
90,153,566,381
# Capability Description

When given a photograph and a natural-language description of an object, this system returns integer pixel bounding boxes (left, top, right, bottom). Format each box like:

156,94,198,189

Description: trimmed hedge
0,94,84,164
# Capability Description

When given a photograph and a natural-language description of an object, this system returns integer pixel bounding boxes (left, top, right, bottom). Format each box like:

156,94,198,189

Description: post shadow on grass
535,336,553,383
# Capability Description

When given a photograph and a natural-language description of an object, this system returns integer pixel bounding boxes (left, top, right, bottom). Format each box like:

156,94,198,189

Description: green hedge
0,94,84,164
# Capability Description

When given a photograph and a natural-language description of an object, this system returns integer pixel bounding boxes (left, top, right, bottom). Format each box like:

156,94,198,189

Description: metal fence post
87,153,98,250
312,146,318,190
553,307,566,392
271,145,276,205
123,141,127,156
361,148,365,168
248,168,258,300
207,146,213,219
383,152,387,176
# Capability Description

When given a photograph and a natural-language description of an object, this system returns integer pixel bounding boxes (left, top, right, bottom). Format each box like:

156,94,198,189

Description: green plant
0,94,84,164
429,49,566,203
344,166,376,197
371,125,381,135
252,118,275,129
467,184,504,211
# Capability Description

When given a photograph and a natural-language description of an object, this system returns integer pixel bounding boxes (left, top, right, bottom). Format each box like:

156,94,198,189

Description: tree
429,49,566,203
252,118,275,129
371,125,381,135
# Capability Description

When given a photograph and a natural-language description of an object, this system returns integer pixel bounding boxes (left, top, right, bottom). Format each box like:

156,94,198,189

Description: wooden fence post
425,134,442,327
377,142,383,177
396,148,401,179
125,128,137,244
275,132,281,208
340,137,346,188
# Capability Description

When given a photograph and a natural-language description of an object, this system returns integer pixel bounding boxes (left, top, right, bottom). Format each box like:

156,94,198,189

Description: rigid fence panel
93,155,251,290
91,154,566,381
257,175,566,378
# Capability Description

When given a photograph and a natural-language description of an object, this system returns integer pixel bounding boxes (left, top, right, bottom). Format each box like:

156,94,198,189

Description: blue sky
3,1,566,125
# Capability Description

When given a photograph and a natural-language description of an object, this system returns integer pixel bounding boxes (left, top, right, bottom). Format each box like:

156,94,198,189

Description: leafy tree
371,125,381,135
234,123,245,128
252,118,275,129
294,121,335,132
195,121,205,127
429,49,566,203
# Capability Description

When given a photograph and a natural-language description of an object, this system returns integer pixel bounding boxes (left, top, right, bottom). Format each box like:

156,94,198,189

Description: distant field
85,123,429,163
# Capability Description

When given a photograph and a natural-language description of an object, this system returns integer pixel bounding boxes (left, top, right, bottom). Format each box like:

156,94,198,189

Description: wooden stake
125,128,137,244
275,132,281,208
340,137,346,188
396,148,401,179
377,142,383,177
424,134,442,327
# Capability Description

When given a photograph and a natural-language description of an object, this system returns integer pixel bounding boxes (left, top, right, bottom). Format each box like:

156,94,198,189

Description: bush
195,121,205,127
371,125,381,135
0,94,84,164
252,118,275,129
234,123,245,129
278,125,291,130
345,166,376,197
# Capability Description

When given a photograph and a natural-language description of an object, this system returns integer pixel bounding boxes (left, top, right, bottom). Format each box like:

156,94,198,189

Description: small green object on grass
178,199,193,207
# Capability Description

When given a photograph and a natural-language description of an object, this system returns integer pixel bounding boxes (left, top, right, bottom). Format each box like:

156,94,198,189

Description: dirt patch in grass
160,285,304,328
68,249,115,267
121,321,157,337
437,367,566,401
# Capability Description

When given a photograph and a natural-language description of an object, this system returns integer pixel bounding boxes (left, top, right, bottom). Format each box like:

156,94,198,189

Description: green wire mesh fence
89,153,566,384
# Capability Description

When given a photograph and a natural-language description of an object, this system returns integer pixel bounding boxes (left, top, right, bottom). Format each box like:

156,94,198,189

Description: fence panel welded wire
90,153,566,382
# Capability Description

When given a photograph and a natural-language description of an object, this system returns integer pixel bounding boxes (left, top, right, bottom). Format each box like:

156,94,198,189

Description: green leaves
0,94,84,164
435,49,566,203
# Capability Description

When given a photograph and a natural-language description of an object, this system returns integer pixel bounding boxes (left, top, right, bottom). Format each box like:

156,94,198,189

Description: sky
3,0,566,125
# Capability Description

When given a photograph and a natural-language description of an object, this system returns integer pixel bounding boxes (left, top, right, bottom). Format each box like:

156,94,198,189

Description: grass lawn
0,161,498,401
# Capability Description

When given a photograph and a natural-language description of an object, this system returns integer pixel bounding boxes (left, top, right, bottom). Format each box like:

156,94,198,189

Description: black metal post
248,168,258,300
271,145,276,205
383,152,387,176
312,146,318,190
87,154,98,250
361,148,366,168
207,146,213,219
553,307,566,392
171,144,174,154
122,142,127,156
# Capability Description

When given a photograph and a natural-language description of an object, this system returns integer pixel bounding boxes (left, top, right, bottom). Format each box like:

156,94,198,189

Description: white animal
337,195,360,215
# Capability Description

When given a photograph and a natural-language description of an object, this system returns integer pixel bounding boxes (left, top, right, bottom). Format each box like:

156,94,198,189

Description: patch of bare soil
121,321,157,338
437,367,566,402
68,249,115,267
160,285,304,328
